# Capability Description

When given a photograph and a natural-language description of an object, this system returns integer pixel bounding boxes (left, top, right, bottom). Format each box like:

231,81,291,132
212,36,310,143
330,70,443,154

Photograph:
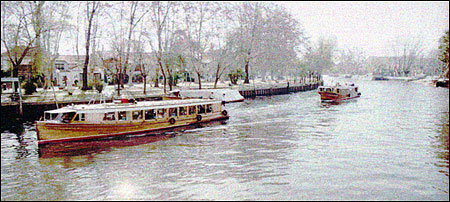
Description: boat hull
318,91,360,102
36,113,228,144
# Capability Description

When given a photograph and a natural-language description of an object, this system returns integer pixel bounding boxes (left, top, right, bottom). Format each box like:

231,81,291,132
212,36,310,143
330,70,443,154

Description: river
1,77,449,200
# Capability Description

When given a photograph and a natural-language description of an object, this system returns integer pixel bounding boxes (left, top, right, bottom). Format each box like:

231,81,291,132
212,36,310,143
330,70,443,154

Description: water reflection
434,111,449,176
38,120,227,159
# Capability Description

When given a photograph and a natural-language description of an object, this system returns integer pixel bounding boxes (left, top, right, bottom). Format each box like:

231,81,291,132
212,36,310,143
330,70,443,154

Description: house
99,51,157,85
53,55,104,87
1,46,40,79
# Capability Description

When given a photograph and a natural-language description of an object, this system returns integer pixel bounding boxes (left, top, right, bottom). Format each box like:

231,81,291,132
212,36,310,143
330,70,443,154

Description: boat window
319,88,323,91
145,109,156,120
62,112,76,123
179,106,187,116
206,104,213,113
51,113,59,120
355,87,358,92
103,112,116,121
189,105,197,115
157,109,166,119
79,113,85,121
118,111,127,121
169,108,178,117
44,112,50,120
336,89,340,93
198,105,206,114
132,110,143,120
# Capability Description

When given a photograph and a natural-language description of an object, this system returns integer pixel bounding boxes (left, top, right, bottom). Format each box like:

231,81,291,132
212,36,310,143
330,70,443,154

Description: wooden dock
238,82,322,98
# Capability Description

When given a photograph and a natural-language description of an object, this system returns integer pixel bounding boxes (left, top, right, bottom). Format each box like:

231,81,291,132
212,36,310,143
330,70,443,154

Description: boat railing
88,93,106,105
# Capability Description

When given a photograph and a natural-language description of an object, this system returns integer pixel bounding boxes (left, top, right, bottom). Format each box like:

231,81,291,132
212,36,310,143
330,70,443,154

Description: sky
52,1,449,57
274,1,449,57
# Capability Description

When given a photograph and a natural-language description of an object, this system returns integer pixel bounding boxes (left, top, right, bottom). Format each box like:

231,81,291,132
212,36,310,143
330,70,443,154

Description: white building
53,55,104,87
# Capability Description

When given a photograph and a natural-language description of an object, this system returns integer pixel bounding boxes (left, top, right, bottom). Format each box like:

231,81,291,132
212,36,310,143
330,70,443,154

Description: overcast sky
275,1,449,57
54,1,449,57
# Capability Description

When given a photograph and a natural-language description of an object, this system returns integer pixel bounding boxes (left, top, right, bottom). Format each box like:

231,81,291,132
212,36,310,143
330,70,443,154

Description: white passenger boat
35,98,229,144
163,89,244,103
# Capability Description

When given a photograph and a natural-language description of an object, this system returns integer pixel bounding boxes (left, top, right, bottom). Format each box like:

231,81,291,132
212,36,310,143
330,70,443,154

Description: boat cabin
43,99,222,124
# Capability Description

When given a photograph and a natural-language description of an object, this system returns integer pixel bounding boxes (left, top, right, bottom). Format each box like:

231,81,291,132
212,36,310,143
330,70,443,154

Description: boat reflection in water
38,120,227,159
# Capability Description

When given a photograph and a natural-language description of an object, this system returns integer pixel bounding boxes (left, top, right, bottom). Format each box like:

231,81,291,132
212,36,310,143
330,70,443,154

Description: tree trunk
157,58,167,93
82,12,93,90
214,63,221,89
244,60,250,84
143,75,147,94
197,72,202,89
166,64,173,92
154,69,159,87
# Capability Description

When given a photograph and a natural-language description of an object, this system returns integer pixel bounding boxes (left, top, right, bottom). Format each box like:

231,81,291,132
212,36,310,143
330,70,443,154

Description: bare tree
82,1,101,91
1,1,46,79
334,48,368,75
390,38,424,76
304,36,337,74
122,1,150,87
147,1,175,93
235,2,263,84
40,1,72,89
182,1,219,89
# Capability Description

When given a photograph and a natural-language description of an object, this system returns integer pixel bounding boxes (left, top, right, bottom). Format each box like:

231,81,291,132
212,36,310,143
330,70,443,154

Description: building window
55,63,65,70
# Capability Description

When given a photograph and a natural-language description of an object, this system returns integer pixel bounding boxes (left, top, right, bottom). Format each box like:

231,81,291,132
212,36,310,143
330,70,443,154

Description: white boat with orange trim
318,83,361,102
35,98,229,144
163,89,245,103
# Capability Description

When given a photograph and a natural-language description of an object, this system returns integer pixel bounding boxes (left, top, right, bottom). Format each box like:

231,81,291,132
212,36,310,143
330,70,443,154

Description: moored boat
163,89,245,103
35,98,229,144
318,83,361,102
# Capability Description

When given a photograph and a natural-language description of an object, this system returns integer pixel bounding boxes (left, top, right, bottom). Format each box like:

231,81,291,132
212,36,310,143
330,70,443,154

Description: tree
182,1,219,89
438,30,449,78
304,36,337,74
390,38,424,76
147,1,176,92
225,2,307,83
334,48,368,75
208,2,235,88
123,1,150,86
1,1,46,80
82,1,101,91
40,1,72,89
234,2,264,84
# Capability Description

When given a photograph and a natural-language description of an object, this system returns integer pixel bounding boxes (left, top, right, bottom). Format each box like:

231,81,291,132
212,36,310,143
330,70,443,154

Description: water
1,79,449,200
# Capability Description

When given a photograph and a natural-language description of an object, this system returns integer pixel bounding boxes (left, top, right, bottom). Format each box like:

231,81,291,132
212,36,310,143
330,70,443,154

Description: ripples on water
1,79,449,200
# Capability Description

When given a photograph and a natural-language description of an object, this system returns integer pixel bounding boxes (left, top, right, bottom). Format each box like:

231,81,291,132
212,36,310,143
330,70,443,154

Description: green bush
22,79,37,95
90,79,104,93
228,69,245,85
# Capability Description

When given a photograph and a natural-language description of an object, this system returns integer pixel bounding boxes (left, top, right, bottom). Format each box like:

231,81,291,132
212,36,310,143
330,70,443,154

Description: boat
163,89,245,103
318,83,361,102
35,98,229,144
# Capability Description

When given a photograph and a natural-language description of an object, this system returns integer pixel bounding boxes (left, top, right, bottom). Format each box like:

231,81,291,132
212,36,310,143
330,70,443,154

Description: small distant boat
35,98,229,144
318,83,361,102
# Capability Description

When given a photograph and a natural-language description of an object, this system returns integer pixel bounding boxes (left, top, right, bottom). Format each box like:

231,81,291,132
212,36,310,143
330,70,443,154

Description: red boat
318,83,361,102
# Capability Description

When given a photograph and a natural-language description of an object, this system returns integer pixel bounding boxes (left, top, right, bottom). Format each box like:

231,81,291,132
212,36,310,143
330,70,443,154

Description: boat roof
45,98,222,114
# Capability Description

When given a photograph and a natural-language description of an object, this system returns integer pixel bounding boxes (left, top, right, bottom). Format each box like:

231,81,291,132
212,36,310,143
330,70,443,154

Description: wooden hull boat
35,98,229,144
318,83,361,102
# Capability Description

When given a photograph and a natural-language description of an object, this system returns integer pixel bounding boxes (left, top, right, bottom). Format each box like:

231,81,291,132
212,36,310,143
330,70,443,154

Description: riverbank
1,80,322,130
1,80,322,105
